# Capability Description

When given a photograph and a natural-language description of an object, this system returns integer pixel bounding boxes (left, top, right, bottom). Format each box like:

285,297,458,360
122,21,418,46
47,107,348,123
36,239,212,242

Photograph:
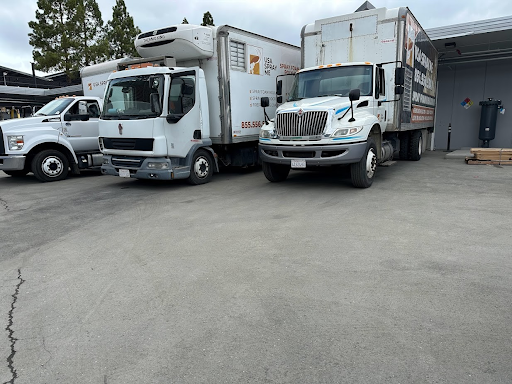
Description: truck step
379,160,397,167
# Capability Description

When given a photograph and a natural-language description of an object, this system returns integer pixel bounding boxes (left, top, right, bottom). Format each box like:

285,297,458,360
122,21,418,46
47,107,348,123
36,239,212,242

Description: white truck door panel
63,100,101,152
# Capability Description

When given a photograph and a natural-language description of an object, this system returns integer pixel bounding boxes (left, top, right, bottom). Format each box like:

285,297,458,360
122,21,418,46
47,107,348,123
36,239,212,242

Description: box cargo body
302,6,438,132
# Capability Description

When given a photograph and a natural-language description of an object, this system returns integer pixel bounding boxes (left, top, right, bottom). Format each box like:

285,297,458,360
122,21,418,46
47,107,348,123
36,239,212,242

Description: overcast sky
1,0,509,77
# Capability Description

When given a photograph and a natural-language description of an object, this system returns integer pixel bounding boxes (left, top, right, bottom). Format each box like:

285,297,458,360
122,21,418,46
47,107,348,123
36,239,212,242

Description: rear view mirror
261,97,269,108
276,80,283,96
150,93,162,115
395,67,405,86
395,86,404,95
349,89,360,101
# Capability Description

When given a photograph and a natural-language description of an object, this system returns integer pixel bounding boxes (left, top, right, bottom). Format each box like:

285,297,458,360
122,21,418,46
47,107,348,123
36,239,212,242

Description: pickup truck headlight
333,127,363,137
7,135,24,150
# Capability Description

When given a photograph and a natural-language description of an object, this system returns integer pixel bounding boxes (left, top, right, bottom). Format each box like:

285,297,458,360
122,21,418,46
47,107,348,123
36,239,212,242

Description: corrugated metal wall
434,59,512,149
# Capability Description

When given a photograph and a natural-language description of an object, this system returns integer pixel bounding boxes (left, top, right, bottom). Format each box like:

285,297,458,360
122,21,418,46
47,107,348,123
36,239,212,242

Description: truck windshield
34,98,74,116
102,75,165,120
288,65,373,101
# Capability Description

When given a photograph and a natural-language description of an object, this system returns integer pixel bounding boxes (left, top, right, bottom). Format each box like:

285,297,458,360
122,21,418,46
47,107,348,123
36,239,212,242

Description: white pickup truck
0,96,103,181
0,59,123,182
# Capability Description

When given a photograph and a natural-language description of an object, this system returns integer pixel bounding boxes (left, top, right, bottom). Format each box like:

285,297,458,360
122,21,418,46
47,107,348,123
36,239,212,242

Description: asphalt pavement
1,150,511,383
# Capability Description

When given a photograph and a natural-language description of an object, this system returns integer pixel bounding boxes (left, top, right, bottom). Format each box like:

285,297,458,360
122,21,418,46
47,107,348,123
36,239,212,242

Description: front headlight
260,130,272,138
333,127,363,137
147,162,169,170
7,135,24,150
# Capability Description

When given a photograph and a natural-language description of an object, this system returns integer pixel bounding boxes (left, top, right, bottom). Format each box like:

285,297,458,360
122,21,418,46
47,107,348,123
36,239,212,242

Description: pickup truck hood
278,96,370,115
0,116,61,133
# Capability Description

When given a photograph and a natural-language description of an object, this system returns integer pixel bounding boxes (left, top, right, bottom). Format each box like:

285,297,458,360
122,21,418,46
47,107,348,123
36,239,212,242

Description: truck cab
259,62,401,187
100,61,214,184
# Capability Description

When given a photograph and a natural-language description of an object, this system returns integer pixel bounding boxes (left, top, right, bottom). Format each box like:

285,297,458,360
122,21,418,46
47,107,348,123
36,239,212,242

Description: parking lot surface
1,150,512,383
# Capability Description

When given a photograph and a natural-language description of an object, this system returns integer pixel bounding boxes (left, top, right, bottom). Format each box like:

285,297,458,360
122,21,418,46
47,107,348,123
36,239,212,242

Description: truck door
164,69,201,158
63,100,101,152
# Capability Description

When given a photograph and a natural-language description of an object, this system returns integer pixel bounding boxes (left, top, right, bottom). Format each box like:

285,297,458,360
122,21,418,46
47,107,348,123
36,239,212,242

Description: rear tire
409,130,423,161
3,170,29,177
31,149,69,182
350,138,377,188
187,149,213,185
262,162,290,182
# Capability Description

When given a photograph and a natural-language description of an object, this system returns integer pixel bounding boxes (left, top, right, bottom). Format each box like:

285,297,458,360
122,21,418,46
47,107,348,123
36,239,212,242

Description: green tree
201,11,214,26
71,0,107,70
105,0,141,59
28,0,77,81
182,17,189,24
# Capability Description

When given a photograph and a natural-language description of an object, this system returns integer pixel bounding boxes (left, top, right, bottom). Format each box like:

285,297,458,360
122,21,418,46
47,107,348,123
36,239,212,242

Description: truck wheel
350,138,377,188
262,162,290,182
31,149,69,182
3,170,29,177
409,130,423,161
399,132,410,160
187,149,213,185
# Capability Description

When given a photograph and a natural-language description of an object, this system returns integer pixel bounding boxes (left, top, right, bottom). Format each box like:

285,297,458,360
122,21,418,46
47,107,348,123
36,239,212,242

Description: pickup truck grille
111,156,145,168
103,138,153,151
275,111,328,137
0,127,5,155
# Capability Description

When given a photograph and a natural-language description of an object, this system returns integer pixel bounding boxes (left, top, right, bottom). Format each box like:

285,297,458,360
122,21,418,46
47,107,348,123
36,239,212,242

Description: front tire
187,149,213,185
409,130,423,161
3,170,29,177
350,138,377,188
262,162,290,182
31,149,69,182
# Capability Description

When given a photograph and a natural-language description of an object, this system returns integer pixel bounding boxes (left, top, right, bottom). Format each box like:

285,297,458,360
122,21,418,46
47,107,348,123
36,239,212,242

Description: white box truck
0,60,123,181
99,24,300,184
258,6,438,188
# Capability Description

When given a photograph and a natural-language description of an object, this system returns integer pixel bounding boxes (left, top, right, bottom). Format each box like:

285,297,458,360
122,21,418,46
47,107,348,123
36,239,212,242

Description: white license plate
119,169,131,178
291,159,306,168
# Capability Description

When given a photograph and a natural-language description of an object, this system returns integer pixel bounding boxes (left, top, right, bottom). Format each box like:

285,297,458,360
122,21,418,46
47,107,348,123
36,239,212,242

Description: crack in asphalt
3,269,25,384
0,198,9,212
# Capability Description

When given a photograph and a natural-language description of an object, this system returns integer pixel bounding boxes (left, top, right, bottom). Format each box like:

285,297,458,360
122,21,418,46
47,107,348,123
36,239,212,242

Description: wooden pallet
470,148,512,161
466,159,512,165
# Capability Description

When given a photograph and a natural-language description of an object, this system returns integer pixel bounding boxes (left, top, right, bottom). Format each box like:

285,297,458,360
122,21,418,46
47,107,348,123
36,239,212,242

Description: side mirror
395,86,404,95
349,89,360,101
261,97,269,108
150,93,162,115
276,80,283,96
395,67,405,86
277,96,283,103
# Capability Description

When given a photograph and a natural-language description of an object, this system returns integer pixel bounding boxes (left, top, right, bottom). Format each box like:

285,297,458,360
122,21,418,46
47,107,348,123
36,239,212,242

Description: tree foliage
105,0,141,59
201,11,214,26
28,0,77,81
182,17,189,24
28,0,142,81
72,0,106,68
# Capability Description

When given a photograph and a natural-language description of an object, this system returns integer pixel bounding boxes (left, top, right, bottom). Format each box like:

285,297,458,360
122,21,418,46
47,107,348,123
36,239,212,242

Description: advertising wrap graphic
248,46,262,75
403,14,438,125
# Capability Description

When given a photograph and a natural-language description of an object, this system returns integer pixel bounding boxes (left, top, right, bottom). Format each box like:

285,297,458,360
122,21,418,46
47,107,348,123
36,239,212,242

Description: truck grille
0,127,5,155
275,111,328,137
111,156,145,168
103,138,153,151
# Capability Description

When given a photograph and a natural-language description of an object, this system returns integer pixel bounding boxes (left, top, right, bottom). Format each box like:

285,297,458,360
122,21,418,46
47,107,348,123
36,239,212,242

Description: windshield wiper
34,113,47,116
319,94,344,97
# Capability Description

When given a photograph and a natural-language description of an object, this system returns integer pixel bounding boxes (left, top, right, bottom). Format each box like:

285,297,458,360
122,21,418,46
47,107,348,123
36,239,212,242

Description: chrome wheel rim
193,156,210,179
41,156,64,177
366,148,377,178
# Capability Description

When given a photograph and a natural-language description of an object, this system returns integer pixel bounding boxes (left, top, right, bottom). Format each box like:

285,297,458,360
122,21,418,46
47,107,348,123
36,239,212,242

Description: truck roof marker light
327,64,333,67
336,63,342,66
365,62,371,65
319,65,324,68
